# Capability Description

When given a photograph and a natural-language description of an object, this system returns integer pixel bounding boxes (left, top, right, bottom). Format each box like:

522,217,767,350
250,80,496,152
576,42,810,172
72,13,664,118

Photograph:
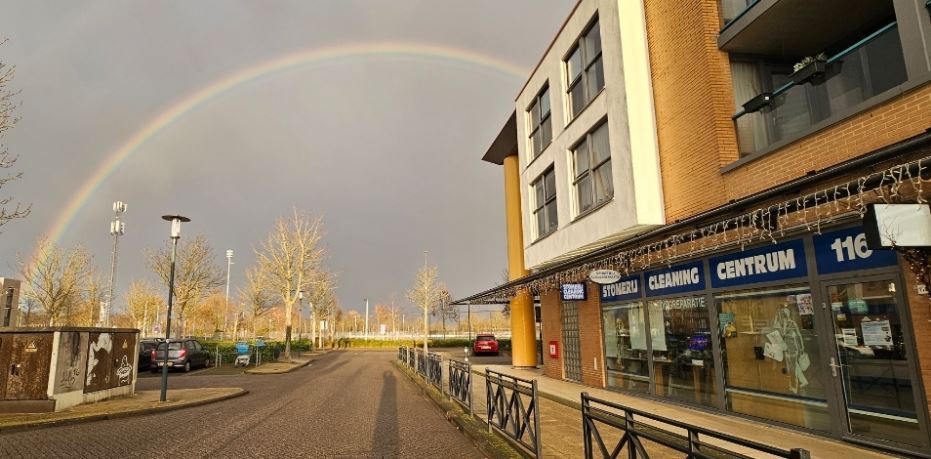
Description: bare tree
407,264,443,353
125,280,163,334
306,270,337,348
0,39,29,232
70,269,104,326
18,239,93,326
255,209,325,360
240,265,275,339
146,235,224,337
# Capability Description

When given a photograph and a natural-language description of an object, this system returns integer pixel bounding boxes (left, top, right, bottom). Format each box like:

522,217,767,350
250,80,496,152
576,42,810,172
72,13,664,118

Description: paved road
0,351,481,458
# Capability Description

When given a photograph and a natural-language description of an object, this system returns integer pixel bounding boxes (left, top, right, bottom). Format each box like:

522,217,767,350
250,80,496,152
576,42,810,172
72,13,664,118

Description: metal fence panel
580,392,811,459
448,359,472,414
486,368,541,458
427,353,442,389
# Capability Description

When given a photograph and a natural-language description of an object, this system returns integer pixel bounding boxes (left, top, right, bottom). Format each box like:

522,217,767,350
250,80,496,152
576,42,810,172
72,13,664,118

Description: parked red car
473,334,499,356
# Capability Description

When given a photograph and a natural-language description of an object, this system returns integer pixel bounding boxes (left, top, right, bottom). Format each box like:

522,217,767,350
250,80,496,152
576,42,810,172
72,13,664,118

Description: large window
566,18,604,118
571,122,612,215
528,85,552,160
649,296,717,407
717,286,831,431
531,167,558,240
602,301,650,393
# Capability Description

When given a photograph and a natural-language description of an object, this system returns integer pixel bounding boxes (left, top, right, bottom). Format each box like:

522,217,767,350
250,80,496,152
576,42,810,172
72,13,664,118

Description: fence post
581,393,591,459
486,368,492,432
532,379,542,458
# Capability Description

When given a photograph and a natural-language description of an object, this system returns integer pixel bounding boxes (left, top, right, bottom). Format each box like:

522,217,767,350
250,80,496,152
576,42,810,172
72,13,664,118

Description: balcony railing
732,22,906,159
719,0,760,31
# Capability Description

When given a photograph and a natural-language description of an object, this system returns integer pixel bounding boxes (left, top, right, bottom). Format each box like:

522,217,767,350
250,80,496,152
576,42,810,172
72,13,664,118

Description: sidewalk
467,363,892,459
0,388,246,431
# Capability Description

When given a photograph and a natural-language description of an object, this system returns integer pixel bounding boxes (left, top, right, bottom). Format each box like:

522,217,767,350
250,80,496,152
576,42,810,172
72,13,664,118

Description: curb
245,358,313,375
393,361,526,459
0,388,248,433
245,350,330,374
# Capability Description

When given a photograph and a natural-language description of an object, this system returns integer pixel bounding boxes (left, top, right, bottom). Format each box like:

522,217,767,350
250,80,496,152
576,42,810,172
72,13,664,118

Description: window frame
571,121,613,217
531,166,558,241
565,16,605,120
527,83,552,161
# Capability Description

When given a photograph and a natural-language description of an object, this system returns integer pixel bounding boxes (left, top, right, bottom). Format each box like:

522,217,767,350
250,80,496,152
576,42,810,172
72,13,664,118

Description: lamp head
161,215,190,239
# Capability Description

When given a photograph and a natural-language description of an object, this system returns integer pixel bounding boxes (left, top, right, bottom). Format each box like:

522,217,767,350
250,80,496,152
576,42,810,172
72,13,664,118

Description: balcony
731,22,907,159
719,0,895,58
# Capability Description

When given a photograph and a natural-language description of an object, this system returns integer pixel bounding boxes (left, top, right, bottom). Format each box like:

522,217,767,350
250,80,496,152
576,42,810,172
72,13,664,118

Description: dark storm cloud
0,0,574,314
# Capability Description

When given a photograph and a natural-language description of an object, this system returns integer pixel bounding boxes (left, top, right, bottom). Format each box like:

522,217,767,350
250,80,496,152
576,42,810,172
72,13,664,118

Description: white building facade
515,0,663,270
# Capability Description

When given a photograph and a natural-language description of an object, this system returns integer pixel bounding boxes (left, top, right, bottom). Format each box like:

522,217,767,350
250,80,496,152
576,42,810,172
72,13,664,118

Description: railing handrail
581,392,809,459
732,20,897,120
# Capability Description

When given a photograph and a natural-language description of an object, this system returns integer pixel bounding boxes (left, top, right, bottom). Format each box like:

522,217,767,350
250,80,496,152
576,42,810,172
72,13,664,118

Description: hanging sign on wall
813,226,898,274
600,275,641,302
645,261,705,297
589,269,623,285
709,238,807,288
560,283,587,301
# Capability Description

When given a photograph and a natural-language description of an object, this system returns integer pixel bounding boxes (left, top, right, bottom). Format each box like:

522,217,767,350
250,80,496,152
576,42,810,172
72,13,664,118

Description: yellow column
503,155,537,368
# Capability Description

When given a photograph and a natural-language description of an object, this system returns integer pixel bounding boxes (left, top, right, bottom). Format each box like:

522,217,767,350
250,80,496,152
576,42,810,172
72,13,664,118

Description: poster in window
648,302,667,352
795,293,813,315
629,308,647,351
861,319,893,347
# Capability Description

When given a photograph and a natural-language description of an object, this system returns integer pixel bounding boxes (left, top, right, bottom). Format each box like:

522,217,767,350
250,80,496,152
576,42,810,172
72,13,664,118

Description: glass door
822,277,927,448
561,301,582,382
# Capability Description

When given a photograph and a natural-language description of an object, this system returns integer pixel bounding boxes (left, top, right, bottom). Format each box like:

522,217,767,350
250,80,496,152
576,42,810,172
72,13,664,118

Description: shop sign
813,226,898,274
589,269,622,284
600,275,641,302
561,283,587,301
645,261,705,297
710,238,807,288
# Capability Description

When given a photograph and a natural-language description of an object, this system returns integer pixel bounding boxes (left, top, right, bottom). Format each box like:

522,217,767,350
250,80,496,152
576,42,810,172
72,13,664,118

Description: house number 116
830,233,872,262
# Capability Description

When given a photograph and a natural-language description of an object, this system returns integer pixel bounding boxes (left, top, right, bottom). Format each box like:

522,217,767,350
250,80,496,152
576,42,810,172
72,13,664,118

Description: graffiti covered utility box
0,327,139,413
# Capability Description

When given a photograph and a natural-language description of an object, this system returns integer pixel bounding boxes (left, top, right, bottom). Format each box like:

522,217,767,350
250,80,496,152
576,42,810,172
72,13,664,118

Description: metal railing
415,348,426,376
427,353,443,389
398,346,406,363
486,369,541,458
731,21,903,158
581,393,810,459
448,359,472,413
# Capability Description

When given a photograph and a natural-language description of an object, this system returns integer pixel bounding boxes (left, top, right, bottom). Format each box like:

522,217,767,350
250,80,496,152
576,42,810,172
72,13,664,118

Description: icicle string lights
464,155,931,305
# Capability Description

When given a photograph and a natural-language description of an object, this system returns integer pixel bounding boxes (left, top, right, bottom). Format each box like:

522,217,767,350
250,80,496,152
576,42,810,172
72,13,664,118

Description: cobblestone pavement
0,351,481,458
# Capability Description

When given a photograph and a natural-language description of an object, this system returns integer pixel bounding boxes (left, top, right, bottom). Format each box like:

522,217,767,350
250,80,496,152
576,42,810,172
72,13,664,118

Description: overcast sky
0,1,574,316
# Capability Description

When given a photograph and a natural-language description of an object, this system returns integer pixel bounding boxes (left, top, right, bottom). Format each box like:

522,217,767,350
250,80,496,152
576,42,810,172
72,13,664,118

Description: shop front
599,223,930,453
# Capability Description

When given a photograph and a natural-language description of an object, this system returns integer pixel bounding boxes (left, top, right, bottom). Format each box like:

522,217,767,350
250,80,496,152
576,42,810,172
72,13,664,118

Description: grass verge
393,361,529,459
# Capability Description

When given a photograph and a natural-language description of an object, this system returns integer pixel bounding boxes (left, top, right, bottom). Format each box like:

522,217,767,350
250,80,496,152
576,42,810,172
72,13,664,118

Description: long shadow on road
371,370,400,455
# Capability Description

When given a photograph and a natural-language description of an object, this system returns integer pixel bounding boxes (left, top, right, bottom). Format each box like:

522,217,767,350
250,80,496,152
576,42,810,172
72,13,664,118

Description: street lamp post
102,201,127,327
364,298,369,340
160,214,189,403
297,290,304,341
224,249,234,338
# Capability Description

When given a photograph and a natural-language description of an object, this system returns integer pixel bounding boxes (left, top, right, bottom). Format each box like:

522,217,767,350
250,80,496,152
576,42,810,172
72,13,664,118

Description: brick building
456,0,931,455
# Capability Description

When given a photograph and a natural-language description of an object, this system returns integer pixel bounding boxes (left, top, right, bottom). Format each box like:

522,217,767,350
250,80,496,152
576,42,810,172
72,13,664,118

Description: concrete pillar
503,155,537,368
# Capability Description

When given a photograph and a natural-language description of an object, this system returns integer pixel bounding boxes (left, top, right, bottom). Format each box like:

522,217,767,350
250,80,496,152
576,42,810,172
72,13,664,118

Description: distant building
0,277,22,328
457,0,931,455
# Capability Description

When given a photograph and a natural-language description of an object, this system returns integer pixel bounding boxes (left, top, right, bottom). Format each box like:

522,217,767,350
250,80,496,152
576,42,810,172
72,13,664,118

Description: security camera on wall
864,203,931,249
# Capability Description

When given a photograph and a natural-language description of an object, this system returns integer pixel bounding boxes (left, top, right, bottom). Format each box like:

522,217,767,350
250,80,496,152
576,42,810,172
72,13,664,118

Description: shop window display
649,296,717,407
602,301,650,393
717,286,831,431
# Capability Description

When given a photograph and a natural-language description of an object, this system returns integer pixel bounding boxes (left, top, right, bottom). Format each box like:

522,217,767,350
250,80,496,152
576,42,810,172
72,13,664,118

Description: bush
200,338,313,363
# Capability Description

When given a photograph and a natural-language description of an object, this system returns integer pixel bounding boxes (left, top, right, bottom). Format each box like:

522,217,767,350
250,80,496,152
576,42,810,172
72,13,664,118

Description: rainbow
42,41,528,250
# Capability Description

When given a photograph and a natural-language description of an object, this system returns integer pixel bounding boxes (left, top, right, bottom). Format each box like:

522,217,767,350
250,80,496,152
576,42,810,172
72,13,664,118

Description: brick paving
0,351,480,458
